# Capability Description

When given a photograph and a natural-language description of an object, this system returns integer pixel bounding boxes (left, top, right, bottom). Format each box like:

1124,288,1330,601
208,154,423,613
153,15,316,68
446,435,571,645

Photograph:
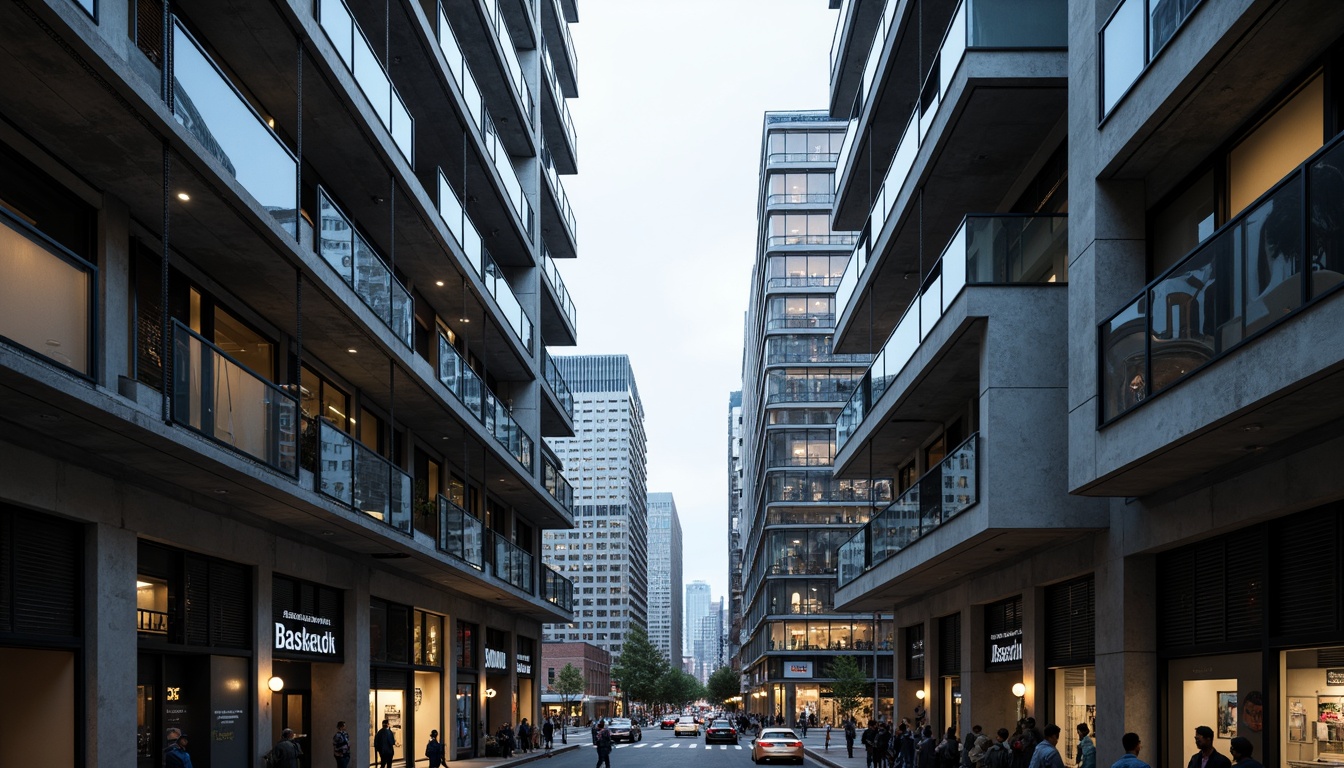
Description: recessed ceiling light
213,489,229,495
347,347,358,353
320,530,335,536
177,192,190,201
1240,423,1262,432
435,280,445,287
459,318,470,323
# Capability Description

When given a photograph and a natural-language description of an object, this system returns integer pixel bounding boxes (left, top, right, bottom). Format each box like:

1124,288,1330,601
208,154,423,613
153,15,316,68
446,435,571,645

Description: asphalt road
540,725,820,767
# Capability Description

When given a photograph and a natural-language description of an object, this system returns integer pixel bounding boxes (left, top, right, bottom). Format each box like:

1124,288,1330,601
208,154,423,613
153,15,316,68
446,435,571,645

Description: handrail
316,188,413,347
542,566,574,611
540,143,578,244
438,334,534,471
1100,0,1207,117
489,529,534,592
541,47,579,158
542,247,579,330
542,455,574,512
316,421,412,534
317,0,414,163
438,494,485,569
543,348,575,419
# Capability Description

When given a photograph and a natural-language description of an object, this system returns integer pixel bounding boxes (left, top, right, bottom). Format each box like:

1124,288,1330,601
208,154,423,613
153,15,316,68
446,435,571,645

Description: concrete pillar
1095,540,1157,764
87,522,138,768
99,196,131,388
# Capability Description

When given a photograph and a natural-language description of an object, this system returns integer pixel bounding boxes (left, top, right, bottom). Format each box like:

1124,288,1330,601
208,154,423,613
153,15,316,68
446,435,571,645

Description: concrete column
1021,587,1048,724
1094,540,1157,765
87,522,138,768
99,196,131,388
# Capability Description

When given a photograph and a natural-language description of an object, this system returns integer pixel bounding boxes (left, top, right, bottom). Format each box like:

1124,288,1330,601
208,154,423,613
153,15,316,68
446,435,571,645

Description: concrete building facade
646,492,685,664
827,0,1344,766
727,390,747,679
739,110,894,725
541,354,649,658
0,0,584,764
539,641,614,723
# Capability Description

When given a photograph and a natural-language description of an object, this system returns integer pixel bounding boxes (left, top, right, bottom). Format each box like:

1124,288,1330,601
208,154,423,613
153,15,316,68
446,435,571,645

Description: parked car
660,716,678,729
607,718,642,743
705,719,738,745
674,716,700,737
751,728,804,765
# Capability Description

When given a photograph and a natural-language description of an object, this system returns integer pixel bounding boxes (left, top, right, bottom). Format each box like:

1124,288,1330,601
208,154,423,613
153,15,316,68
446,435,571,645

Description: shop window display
1283,646,1344,765
1165,653,1262,768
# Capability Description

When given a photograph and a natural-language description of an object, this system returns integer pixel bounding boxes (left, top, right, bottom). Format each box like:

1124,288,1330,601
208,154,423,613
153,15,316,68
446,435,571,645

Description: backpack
986,744,1013,768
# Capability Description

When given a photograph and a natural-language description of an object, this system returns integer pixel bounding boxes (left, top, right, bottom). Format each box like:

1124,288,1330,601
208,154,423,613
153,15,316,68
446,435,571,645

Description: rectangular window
1229,74,1323,217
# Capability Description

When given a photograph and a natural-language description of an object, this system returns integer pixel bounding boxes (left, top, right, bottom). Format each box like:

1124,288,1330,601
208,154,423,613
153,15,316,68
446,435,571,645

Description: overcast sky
560,1,837,604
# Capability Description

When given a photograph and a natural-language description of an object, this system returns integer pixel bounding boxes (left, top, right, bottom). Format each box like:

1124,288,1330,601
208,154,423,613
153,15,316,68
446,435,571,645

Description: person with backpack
425,729,445,768
936,728,961,768
985,729,1014,768
969,728,994,768
267,729,303,768
594,720,613,768
845,718,859,758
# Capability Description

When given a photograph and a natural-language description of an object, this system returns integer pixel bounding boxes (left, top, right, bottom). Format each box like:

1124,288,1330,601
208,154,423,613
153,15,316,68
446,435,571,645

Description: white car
674,716,700,737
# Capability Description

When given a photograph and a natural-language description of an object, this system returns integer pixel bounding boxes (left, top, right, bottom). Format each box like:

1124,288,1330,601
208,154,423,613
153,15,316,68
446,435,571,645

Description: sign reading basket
274,610,339,657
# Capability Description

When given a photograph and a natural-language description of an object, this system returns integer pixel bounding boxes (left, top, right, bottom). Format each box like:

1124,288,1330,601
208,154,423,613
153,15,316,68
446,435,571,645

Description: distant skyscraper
543,355,649,657
726,390,745,678
646,492,684,662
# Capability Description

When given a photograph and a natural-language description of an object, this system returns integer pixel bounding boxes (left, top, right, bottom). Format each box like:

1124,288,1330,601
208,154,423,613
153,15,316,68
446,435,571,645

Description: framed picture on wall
1217,691,1238,740
1289,698,1308,742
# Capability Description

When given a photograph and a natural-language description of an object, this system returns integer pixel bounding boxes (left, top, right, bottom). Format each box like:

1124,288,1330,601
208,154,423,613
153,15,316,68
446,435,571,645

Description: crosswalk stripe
652,743,663,748
670,743,681,748
634,743,648,748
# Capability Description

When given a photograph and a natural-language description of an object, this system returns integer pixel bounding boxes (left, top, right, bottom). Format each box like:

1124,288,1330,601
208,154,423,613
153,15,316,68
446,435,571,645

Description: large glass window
765,296,835,330
1165,653,1262,768
1229,75,1323,217
768,214,849,246
766,367,861,404
766,254,849,288
765,428,836,467
767,131,845,161
768,172,835,204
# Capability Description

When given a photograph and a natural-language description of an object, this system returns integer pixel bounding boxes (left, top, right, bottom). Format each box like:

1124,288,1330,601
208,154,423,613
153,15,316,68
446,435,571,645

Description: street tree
706,666,741,709
829,655,870,722
611,625,668,706
552,663,585,741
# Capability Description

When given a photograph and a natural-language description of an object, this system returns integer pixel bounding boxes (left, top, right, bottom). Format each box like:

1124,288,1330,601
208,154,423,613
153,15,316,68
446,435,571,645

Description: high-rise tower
646,492,684,663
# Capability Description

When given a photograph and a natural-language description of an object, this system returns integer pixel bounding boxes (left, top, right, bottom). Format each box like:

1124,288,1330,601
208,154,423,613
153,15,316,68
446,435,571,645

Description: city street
457,726,844,768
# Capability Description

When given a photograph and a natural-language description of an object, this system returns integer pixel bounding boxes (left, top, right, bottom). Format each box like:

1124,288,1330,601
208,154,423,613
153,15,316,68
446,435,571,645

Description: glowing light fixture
268,676,285,693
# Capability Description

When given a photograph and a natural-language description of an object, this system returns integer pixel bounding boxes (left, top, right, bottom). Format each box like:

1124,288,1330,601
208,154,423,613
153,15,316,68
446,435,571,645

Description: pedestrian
595,720,613,768
374,719,396,768
163,727,182,767
936,728,960,768
332,720,351,768
1110,733,1150,768
985,729,1013,768
498,722,516,758
899,722,918,768
826,720,833,751
969,728,993,768
518,719,531,754
543,717,555,749
800,713,809,737
1186,726,1231,768
864,720,880,767
846,717,858,758
164,731,194,768
964,726,985,768
591,719,600,744
425,729,445,768
1077,724,1096,768
268,728,303,768
873,722,890,768
918,726,937,768
1026,725,1065,768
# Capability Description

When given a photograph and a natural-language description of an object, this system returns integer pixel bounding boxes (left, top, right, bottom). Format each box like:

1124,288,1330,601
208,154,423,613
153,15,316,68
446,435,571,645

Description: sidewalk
448,728,586,768
792,727,875,768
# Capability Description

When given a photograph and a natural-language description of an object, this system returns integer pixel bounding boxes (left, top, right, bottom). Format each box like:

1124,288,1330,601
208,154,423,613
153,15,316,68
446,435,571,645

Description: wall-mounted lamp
268,676,285,693
485,688,497,699
1012,683,1027,720
915,689,926,700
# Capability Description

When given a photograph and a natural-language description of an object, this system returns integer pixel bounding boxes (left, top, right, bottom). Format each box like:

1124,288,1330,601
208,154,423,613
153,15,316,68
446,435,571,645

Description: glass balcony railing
834,225,869,319
542,247,578,329
542,565,574,611
1099,135,1344,422
766,234,857,248
549,0,579,82
438,495,484,569
317,421,412,533
766,383,859,405
837,214,1067,448
829,0,855,77
171,321,299,476
437,170,534,352
540,143,577,245
489,530,533,592
316,189,412,347
479,0,535,123
438,334,535,471
170,19,298,234
317,0,414,163
838,433,978,587
543,348,575,419
766,193,837,207
1101,0,1206,117
766,275,844,290
541,46,579,157
436,7,534,238
841,0,1065,256
0,208,96,377
765,313,837,331
542,454,574,512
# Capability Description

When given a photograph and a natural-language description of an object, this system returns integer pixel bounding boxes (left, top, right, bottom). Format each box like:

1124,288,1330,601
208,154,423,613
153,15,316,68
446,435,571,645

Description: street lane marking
634,743,648,748
652,743,663,748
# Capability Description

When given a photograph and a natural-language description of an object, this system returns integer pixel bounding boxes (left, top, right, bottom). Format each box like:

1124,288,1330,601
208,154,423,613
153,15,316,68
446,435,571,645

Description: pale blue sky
563,1,837,603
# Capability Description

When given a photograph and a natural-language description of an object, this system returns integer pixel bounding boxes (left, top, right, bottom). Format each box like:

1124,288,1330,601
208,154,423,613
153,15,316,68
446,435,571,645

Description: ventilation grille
3,510,81,639
1272,509,1339,639
938,613,961,676
1046,576,1095,666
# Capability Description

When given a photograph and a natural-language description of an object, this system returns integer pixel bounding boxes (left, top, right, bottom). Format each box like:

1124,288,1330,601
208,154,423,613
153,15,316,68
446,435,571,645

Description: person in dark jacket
845,718,858,758
918,726,937,768
333,721,352,768
374,719,396,768
164,732,194,768
543,717,555,749
425,729,445,768
269,729,303,768
498,723,516,758
595,720,613,768
1186,726,1232,768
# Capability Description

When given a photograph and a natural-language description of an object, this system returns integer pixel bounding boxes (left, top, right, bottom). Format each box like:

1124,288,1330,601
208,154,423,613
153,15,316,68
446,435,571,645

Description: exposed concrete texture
87,522,139,768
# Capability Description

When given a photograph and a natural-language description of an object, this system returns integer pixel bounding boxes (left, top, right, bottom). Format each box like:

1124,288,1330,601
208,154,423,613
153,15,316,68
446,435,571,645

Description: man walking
594,719,613,768
1186,726,1231,768
374,719,396,768
164,731,193,768
1026,725,1065,768
543,717,555,749
269,728,303,768
845,717,858,758
1077,724,1096,768
1110,733,1150,768
333,721,351,768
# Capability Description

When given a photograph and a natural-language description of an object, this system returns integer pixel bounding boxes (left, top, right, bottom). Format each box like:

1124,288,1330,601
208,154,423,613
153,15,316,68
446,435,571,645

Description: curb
503,744,583,763
804,747,852,768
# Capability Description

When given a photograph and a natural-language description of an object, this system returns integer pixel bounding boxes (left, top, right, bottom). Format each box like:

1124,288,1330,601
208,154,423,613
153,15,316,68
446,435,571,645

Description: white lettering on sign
274,622,339,655
485,648,507,670
282,609,332,626
988,629,1023,664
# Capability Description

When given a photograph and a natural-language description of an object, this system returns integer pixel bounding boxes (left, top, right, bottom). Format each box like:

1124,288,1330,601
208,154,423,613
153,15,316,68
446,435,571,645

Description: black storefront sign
985,596,1024,670
272,574,343,662
905,624,925,680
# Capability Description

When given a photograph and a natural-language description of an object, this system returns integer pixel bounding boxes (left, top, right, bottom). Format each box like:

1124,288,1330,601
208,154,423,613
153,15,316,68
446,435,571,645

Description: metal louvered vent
938,613,961,676
209,561,250,649
1046,576,1095,666
184,556,210,646
1272,510,1339,639
10,514,81,638
372,668,408,689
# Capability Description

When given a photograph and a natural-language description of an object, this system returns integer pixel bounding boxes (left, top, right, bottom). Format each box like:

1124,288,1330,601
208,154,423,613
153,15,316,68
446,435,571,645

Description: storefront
455,620,479,759
136,541,252,768
1045,576,1095,768
984,597,1024,730
0,505,82,768
484,628,513,732
368,598,444,767
1158,503,1344,768
939,613,962,736
271,573,345,768
517,637,536,733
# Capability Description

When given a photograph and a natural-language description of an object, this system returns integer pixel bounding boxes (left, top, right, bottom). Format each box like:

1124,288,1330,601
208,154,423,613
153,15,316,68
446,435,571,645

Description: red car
660,716,678,730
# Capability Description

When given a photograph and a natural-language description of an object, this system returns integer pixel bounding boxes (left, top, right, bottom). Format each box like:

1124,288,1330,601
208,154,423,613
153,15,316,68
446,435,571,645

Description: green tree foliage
829,655,870,721
552,663,585,713
706,666,741,708
656,669,704,707
611,625,668,705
